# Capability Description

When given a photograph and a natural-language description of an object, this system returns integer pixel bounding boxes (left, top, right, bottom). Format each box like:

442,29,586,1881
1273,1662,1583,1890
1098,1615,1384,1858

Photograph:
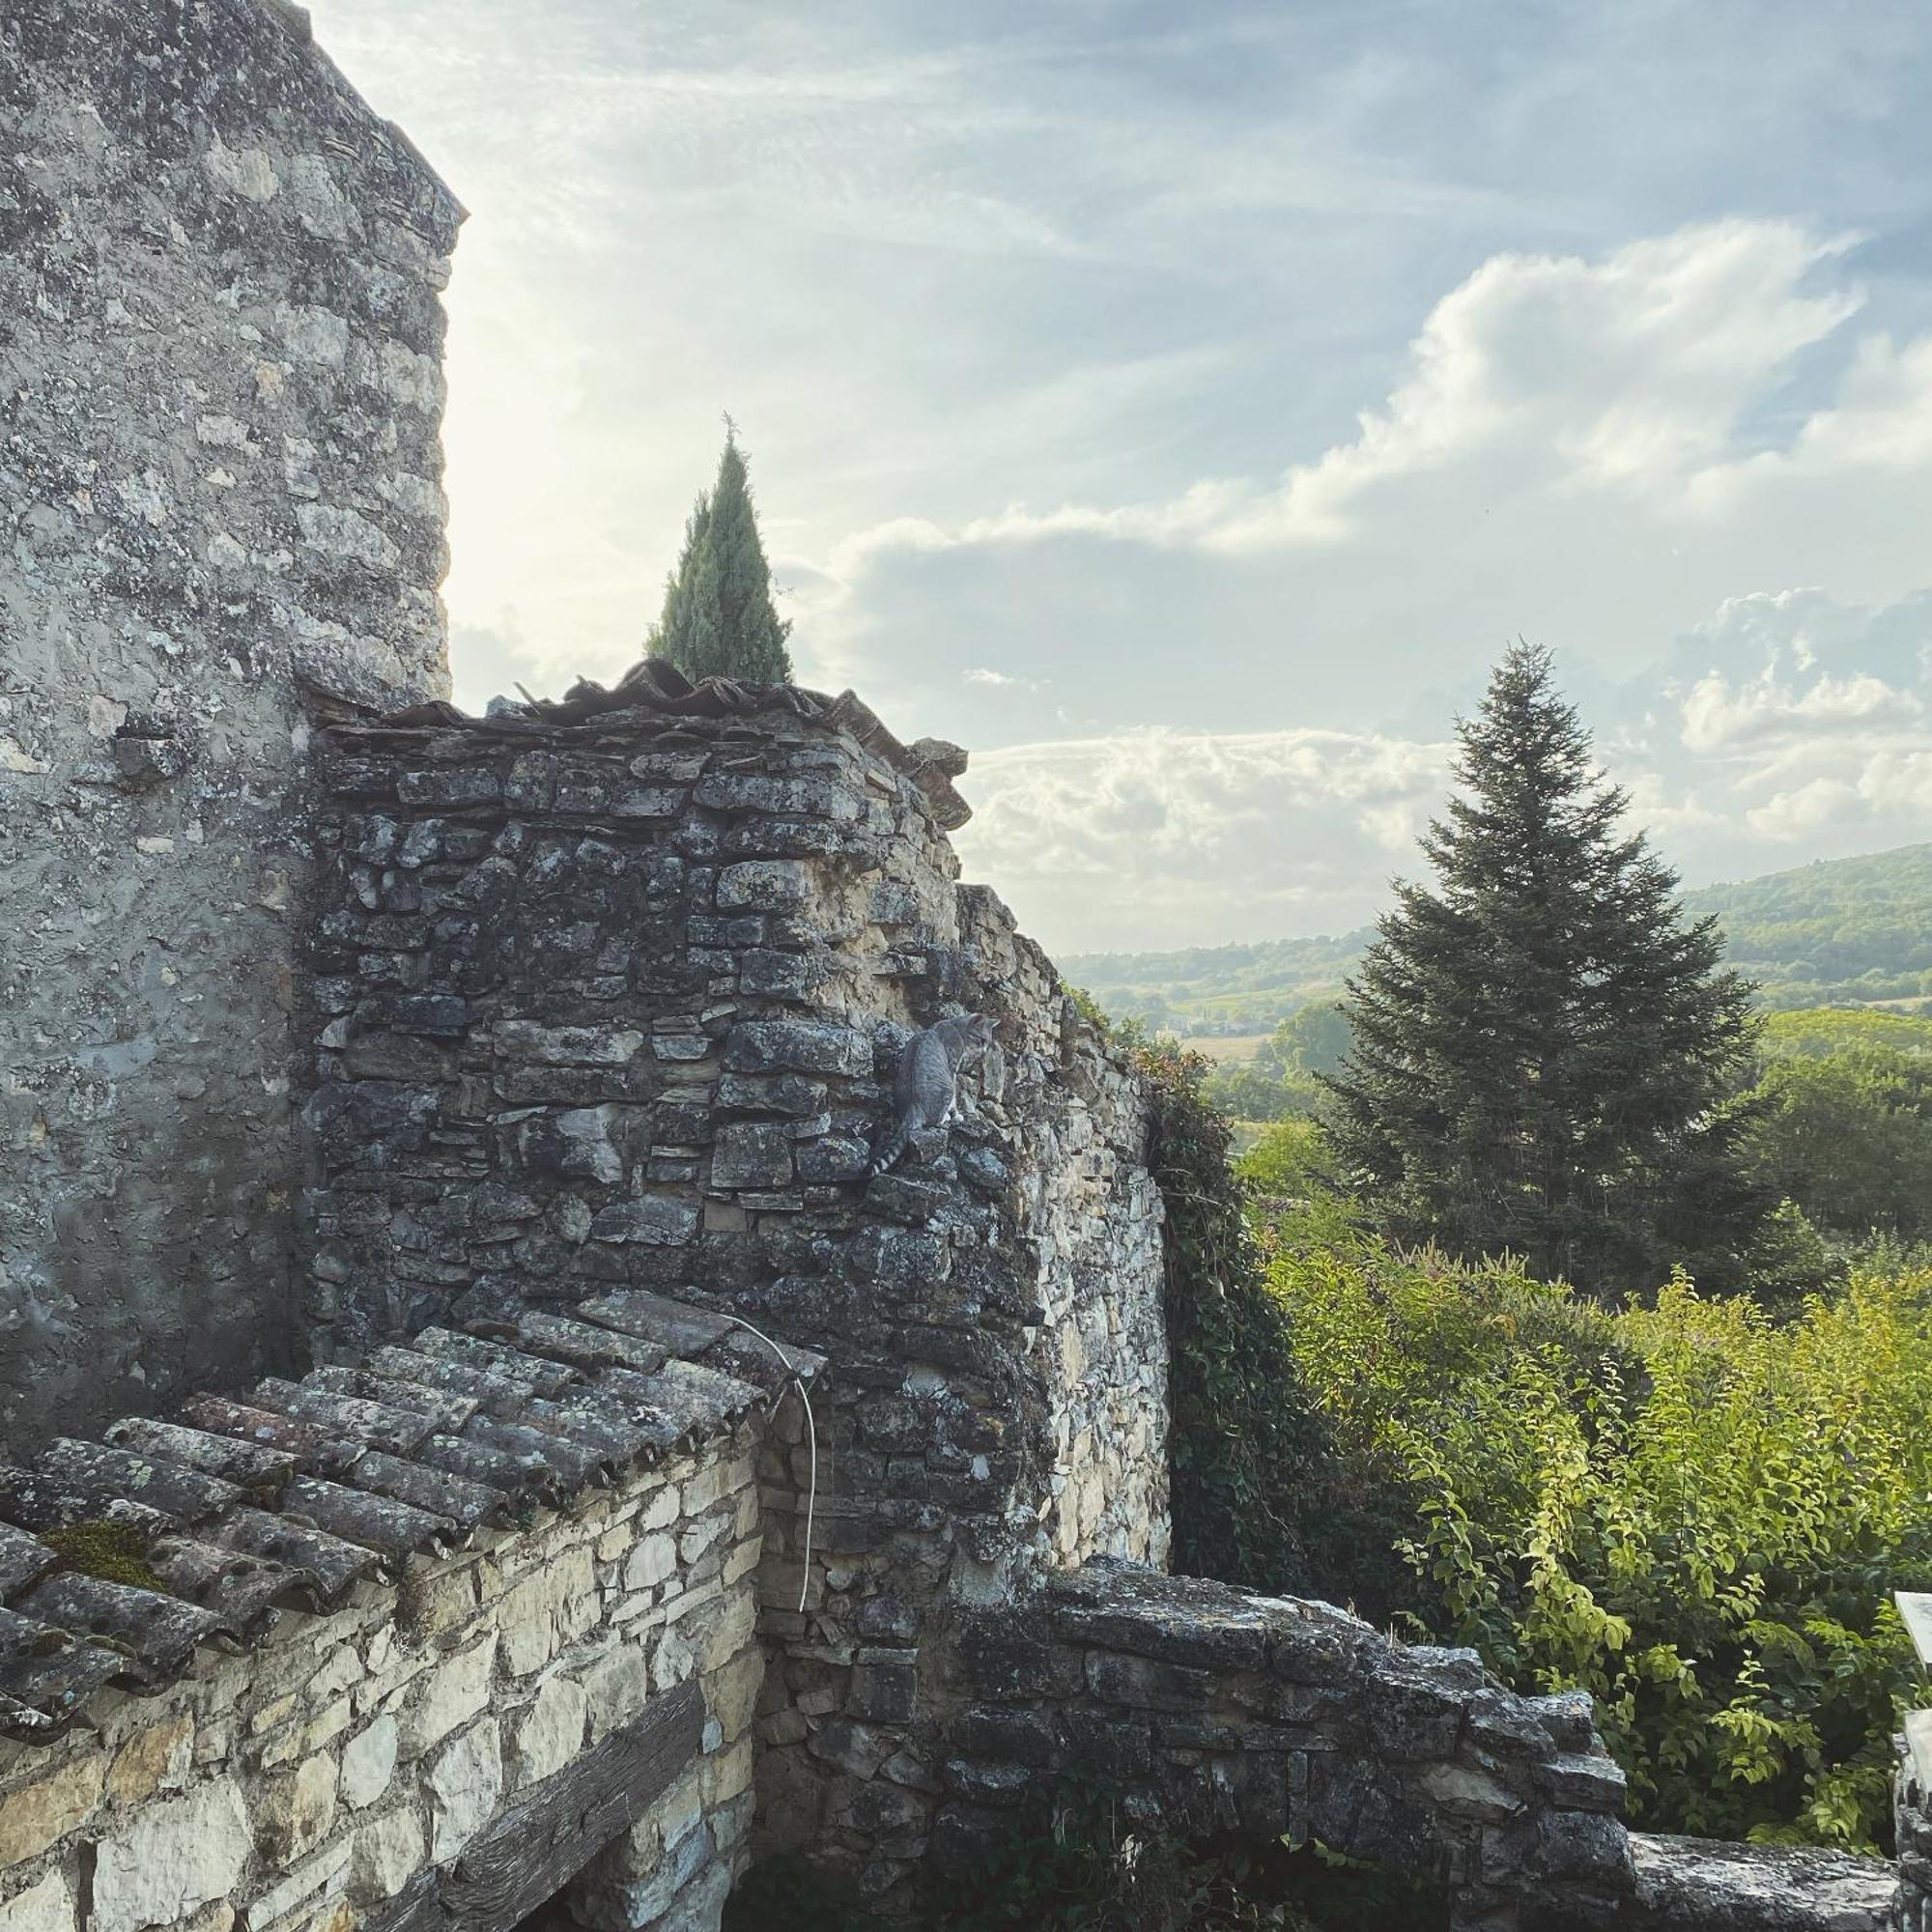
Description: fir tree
647,428,792,682
1322,645,1767,1294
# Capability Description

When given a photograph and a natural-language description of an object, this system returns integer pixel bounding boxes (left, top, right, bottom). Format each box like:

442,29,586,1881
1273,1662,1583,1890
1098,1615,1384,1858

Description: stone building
0,6,1911,1932
0,0,459,1448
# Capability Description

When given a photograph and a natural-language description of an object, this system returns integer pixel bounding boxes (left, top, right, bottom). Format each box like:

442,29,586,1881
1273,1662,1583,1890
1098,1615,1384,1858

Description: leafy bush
1135,1039,1326,1594
1267,1218,1932,1850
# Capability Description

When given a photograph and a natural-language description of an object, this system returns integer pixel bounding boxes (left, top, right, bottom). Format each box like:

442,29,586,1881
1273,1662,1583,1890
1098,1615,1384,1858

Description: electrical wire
720,1314,818,1615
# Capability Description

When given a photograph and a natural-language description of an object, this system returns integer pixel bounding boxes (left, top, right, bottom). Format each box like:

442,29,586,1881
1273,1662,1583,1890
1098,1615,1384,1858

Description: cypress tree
647,430,793,683
1322,645,1767,1294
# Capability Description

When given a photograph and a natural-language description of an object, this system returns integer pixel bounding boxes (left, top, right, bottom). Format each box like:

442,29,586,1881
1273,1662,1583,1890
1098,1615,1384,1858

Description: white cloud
953,726,1451,949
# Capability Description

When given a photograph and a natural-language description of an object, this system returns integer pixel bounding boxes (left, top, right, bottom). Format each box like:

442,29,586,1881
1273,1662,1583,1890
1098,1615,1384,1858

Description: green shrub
1136,1040,1327,1595
1268,1220,1932,1850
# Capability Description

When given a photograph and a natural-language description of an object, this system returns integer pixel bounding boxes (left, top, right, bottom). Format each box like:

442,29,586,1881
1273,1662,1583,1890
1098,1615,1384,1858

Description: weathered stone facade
0,0,461,1449
302,670,1170,1903
0,1294,802,1932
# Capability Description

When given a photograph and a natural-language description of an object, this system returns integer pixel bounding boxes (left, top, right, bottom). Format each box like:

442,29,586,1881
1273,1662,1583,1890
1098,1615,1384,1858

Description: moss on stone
43,1520,164,1592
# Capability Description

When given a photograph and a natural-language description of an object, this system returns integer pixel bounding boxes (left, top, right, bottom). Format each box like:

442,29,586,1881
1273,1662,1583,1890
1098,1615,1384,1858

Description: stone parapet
940,1562,1635,1932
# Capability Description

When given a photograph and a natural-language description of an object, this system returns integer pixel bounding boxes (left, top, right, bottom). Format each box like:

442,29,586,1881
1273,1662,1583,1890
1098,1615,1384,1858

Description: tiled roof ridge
0,1292,822,1743
310,655,974,833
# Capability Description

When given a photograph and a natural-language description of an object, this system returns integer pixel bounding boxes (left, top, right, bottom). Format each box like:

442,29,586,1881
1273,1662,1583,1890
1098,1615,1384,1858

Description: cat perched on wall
870,1012,998,1176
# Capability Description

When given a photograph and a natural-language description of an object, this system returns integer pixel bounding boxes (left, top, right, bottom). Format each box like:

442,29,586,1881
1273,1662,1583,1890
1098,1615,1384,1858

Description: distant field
1183,1034,1273,1064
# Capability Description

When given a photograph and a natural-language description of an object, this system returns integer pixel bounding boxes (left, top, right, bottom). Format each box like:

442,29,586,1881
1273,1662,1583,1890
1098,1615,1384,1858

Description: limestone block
501,1544,598,1674
341,1714,399,1808
428,1719,503,1860
91,1777,252,1932
707,1647,766,1742
351,1806,426,1905
512,1673,590,1788
245,1838,352,1930
0,1754,103,1863
105,1712,195,1804
580,1643,653,1742
626,1531,678,1590
405,1631,498,1753
0,1871,73,1932
256,1750,340,1862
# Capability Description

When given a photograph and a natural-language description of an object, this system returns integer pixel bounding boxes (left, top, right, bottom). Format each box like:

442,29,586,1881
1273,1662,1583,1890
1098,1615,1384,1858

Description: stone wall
942,1563,1634,1932
0,0,461,1449
304,672,1171,1905
0,1296,794,1932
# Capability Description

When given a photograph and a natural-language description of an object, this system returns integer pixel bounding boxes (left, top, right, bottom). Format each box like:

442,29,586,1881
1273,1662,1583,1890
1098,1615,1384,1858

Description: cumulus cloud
953,726,1452,949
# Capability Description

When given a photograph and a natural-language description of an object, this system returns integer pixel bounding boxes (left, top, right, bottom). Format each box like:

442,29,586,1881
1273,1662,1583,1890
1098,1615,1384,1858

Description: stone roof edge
249,0,469,231
0,1292,822,1743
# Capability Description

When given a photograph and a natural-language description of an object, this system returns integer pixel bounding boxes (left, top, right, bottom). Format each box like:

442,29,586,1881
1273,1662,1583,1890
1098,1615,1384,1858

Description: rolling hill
1063,841,1932,1035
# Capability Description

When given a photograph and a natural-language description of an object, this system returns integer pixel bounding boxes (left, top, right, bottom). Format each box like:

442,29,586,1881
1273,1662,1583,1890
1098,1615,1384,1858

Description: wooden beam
360,1677,707,1932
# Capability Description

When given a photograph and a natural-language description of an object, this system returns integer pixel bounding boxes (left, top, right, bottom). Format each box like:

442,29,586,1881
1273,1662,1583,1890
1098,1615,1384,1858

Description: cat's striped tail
869,1121,914,1177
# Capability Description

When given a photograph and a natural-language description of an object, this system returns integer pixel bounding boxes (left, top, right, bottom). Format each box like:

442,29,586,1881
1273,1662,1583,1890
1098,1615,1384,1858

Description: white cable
720,1314,818,1616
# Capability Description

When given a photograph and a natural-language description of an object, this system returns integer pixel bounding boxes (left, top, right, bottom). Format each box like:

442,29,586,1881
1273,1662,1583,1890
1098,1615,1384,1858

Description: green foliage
1324,646,1768,1297
1201,1007,1353,1123
1137,1040,1323,1594
1266,1213,1932,1850
1743,1018,1932,1243
1691,843,1932,1009
647,430,793,683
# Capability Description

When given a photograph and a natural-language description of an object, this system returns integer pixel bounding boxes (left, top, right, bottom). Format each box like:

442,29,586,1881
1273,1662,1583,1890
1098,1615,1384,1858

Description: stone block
716,860,809,910
580,1643,654,1741
711,1122,795,1190
591,1197,701,1246
405,1631,498,1751
351,1805,425,1904
256,1750,340,1862
1543,1752,1627,1813
341,1713,399,1808
724,1021,870,1079
0,1753,104,1863
428,1719,503,1860
105,1712,195,1804
847,1652,919,1724
1086,1649,1212,1714
0,1872,73,1932
512,1672,591,1787
92,1778,252,1932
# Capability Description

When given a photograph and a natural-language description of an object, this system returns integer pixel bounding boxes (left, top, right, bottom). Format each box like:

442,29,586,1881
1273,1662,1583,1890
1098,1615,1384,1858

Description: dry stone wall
305,679,1170,1906
944,1563,1635,1932
0,0,461,1449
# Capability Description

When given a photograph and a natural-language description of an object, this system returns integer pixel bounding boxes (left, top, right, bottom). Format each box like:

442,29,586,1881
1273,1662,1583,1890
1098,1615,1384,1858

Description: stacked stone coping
307,671,1170,1903
0,1290,822,1932
927,1563,1630,1932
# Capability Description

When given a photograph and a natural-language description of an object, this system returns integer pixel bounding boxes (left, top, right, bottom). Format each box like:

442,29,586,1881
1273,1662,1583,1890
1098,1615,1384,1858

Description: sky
303,0,1932,953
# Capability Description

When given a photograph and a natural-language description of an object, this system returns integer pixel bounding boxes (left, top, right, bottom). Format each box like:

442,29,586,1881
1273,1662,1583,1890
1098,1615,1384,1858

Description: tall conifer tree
1323,646,1766,1293
647,429,792,682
